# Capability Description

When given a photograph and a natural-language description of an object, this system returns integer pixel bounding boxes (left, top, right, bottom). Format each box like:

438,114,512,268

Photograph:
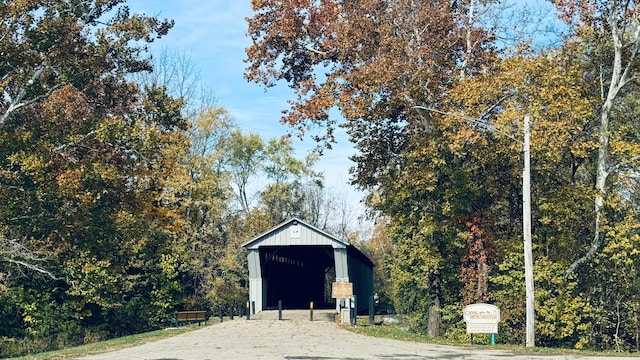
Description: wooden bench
171,310,207,327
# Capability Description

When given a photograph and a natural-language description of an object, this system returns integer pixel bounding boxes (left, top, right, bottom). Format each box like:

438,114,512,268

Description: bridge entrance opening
260,245,336,310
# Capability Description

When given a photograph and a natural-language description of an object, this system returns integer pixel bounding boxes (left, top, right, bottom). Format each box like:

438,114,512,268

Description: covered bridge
243,218,374,313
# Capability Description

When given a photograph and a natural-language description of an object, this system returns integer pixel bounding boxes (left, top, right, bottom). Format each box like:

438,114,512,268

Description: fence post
369,296,375,325
350,295,357,326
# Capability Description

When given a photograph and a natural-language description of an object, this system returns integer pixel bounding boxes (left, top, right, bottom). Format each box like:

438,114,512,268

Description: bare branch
413,94,517,142
0,237,59,280
0,60,68,128
305,45,330,57
53,129,97,152
609,153,640,174
1,258,60,280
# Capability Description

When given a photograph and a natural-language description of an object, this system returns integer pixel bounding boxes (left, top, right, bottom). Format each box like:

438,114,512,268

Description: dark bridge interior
260,245,336,310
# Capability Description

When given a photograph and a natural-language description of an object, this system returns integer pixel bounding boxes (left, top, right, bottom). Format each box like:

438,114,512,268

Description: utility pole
415,106,536,347
523,115,535,347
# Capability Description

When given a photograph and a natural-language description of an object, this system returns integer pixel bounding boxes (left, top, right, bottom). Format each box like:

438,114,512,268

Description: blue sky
129,1,362,204
127,0,562,219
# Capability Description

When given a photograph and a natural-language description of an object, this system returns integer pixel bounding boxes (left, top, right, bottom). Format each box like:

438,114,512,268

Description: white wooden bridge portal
243,218,374,313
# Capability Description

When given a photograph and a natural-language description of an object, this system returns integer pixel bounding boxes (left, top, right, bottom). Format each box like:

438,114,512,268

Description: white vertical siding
247,250,263,312
245,223,347,249
247,249,261,279
334,247,349,281
249,278,263,312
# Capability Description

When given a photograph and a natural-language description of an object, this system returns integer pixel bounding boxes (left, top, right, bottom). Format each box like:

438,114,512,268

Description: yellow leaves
538,216,553,225
18,154,45,174
114,210,137,231
441,201,452,215
456,230,473,242
449,48,601,188
92,162,120,182
610,125,640,160
600,215,640,271
611,140,640,156
9,152,48,178
81,259,111,275
95,117,127,142
570,138,597,158
56,168,83,195
65,252,119,307
159,253,179,280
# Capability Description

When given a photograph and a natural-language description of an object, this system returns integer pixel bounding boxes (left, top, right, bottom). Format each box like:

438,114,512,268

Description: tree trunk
565,1,634,277
458,0,476,81
564,73,611,278
427,273,442,337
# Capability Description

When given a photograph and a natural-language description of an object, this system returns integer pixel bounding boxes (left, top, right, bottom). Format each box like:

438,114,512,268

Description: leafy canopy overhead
245,0,493,161
0,0,173,128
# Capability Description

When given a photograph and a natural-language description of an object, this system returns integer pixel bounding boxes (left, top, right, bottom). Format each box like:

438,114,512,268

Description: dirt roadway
75,310,638,360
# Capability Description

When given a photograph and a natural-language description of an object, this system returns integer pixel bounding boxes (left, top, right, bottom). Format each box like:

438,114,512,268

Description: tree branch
0,237,60,280
608,153,640,174
1,258,60,280
0,60,67,129
53,129,98,152
413,94,516,142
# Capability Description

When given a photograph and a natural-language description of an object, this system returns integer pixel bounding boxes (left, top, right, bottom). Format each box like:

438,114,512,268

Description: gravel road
74,310,638,360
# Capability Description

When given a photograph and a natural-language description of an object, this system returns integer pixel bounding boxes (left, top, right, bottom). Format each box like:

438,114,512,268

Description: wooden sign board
331,281,353,299
463,303,500,334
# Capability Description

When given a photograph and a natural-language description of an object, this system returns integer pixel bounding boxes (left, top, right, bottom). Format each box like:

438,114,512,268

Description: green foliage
534,258,592,349
491,245,593,349
384,215,463,335
587,213,640,352
4,0,640,356
440,303,467,342
0,1,355,358
0,1,191,356
489,244,526,344
241,0,640,353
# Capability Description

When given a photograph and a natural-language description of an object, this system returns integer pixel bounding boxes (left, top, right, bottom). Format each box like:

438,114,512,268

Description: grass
8,323,211,360
343,316,640,358
9,315,640,359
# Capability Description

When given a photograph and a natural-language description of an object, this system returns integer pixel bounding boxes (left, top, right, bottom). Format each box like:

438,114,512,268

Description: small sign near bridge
463,303,500,334
331,280,353,299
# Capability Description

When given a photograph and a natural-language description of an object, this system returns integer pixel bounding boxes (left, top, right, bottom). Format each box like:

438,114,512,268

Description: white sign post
332,280,353,325
463,303,500,344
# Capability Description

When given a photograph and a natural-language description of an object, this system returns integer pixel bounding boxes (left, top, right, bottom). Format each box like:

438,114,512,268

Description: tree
0,78,191,356
246,0,497,336
246,0,640,350
0,1,189,355
258,137,320,223
223,130,266,213
0,0,173,280
552,0,640,276
0,0,172,126
134,47,218,121
245,0,483,149
167,105,236,310
448,47,600,347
